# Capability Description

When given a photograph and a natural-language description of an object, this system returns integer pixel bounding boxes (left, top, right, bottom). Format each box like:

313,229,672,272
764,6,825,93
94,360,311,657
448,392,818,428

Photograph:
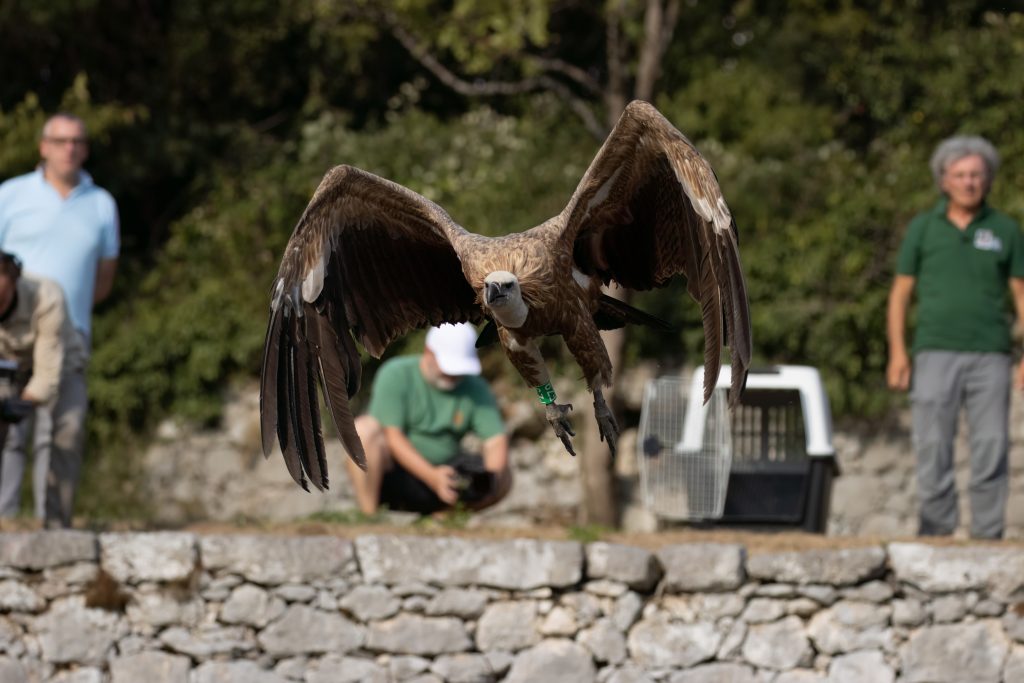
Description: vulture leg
592,387,619,455
545,402,577,457
498,328,578,456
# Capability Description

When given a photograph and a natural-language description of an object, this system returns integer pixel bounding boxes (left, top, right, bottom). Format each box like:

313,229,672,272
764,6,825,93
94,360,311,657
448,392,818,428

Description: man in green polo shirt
887,135,1024,539
343,323,511,515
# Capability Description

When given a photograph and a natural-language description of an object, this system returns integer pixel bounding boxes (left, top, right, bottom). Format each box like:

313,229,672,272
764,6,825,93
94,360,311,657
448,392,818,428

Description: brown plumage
260,100,752,490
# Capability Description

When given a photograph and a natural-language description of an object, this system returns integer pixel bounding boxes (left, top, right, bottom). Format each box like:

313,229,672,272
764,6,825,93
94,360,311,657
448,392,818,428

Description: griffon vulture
260,100,751,491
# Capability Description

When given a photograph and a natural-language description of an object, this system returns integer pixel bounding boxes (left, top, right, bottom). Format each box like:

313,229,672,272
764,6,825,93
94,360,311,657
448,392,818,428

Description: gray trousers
911,351,1010,539
0,368,88,527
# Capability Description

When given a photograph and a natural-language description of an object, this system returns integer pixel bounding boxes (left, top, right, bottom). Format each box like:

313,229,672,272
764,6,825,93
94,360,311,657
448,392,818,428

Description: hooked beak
486,281,505,305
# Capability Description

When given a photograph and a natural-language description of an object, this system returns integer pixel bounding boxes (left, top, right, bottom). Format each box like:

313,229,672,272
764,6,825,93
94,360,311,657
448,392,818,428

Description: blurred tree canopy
1,1,1023,517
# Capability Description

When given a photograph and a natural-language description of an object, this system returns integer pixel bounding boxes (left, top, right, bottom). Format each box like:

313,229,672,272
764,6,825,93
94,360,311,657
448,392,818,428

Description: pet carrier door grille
636,376,732,520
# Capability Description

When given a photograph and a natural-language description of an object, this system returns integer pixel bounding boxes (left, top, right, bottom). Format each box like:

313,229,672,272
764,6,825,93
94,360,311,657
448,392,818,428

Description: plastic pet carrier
637,365,839,533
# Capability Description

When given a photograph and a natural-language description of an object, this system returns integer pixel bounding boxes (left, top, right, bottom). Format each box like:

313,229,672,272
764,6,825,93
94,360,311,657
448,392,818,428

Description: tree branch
530,57,603,97
378,10,607,139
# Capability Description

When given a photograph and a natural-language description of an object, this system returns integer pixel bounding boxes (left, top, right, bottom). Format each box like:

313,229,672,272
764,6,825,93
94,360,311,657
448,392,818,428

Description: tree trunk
577,0,679,526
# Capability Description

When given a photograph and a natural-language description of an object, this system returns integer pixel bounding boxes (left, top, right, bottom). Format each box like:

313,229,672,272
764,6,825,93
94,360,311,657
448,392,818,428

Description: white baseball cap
425,323,482,376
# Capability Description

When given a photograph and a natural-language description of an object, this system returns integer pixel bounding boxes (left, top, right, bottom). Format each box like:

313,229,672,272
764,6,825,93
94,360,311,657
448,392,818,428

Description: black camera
0,360,32,424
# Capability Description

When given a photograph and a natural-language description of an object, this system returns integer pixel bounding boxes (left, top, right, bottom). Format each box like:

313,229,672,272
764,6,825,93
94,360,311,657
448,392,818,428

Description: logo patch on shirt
973,229,1002,252
452,409,465,428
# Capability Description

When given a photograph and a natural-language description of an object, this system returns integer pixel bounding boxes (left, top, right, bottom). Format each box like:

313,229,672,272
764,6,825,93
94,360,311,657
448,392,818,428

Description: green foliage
4,1,1024,521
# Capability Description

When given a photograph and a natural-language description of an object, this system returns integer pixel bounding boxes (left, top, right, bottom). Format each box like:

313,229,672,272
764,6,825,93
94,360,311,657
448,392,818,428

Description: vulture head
483,270,527,328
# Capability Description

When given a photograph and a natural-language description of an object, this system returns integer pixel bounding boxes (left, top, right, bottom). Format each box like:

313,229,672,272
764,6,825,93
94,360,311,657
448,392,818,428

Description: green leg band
536,382,556,405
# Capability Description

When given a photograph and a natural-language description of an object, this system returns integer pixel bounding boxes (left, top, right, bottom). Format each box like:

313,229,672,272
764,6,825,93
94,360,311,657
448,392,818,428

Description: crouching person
0,251,87,528
345,323,512,516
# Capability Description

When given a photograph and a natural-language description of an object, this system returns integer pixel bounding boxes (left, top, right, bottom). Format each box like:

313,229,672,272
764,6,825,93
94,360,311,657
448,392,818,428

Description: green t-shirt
367,356,505,465
896,198,1024,354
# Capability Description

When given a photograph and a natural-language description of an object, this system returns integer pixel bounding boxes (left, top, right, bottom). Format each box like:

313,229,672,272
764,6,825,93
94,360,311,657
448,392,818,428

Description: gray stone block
0,531,96,569
110,651,191,683
657,544,745,592
585,542,661,591
257,605,364,656
504,639,596,683
901,620,1009,683
200,535,354,585
888,543,1024,598
100,532,197,583
365,614,472,656
746,547,886,586
356,535,582,590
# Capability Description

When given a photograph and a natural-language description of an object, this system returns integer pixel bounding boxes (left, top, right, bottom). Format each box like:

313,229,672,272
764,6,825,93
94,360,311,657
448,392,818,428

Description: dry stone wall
1,531,1023,682
143,375,1024,539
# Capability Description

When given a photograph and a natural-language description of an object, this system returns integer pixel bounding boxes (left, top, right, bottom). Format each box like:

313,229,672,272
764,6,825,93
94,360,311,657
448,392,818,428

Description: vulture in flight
260,100,752,491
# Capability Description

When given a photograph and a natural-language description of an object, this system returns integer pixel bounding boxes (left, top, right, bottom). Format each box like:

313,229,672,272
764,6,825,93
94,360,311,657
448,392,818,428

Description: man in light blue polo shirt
0,112,119,526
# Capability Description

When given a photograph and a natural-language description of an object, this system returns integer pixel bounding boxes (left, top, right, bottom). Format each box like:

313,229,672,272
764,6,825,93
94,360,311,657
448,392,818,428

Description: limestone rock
50,668,103,683
806,600,892,654
36,600,126,666
425,588,490,619
0,580,43,612
746,547,885,586
627,616,720,668
366,614,471,655
901,620,1010,683
200,535,354,585
476,601,539,652
741,616,812,670
578,618,627,664
602,663,656,683
100,532,197,583
0,531,96,570
159,625,257,658
430,653,495,683
657,544,745,592
192,660,290,683
888,543,1024,599
221,584,286,627
356,535,582,590
828,651,894,683
668,663,759,683
585,543,661,591
338,584,401,622
504,639,596,683
258,605,364,656
110,651,192,683
126,591,204,629
306,654,389,683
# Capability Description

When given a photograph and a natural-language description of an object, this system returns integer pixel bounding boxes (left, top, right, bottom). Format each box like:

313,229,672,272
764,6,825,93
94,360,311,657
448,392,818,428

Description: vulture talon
593,389,619,455
545,402,576,456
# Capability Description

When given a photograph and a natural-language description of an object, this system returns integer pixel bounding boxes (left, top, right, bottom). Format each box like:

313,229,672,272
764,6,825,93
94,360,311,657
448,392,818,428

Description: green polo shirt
368,356,505,465
896,198,1024,354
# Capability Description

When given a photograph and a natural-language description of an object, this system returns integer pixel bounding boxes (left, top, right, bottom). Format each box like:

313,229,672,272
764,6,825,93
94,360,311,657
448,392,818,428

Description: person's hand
429,465,459,506
887,351,911,391
1014,361,1024,392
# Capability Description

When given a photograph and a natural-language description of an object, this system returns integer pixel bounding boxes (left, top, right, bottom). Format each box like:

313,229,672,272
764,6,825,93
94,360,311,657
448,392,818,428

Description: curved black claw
593,390,619,455
596,408,619,455
545,402,576,456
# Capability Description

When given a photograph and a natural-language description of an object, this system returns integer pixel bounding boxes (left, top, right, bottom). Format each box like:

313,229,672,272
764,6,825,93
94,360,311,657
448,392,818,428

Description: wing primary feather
277,317,308,491
697,253,724,404
302,335,329,490
722,239,752,406
291,322,326,491
259,306,282,458
310,308,367,470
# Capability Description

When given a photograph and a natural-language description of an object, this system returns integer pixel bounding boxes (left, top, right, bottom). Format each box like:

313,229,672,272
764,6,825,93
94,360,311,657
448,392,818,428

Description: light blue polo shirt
0,167,120,336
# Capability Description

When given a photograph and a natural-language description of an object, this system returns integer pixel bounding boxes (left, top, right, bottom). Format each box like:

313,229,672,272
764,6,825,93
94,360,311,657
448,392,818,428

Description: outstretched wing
260,165,484,491
559,100,752,404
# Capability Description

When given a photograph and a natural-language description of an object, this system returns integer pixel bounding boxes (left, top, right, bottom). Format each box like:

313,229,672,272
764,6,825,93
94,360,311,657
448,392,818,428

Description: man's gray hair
40,113,88,141
929,135,1000,189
